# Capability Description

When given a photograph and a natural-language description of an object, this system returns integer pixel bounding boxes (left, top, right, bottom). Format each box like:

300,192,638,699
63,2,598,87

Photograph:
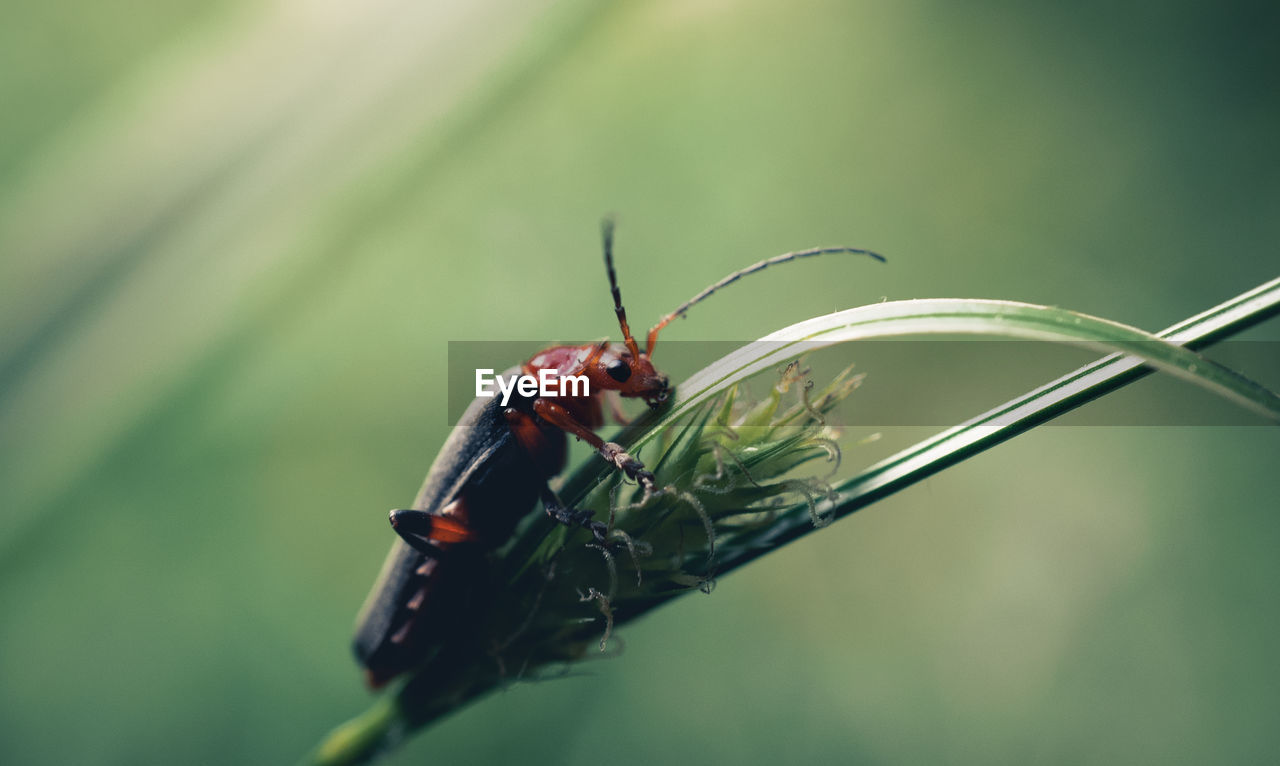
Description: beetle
352,220,883,687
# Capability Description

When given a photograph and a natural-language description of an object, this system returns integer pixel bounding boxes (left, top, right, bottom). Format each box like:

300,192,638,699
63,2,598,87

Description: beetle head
579,341,670,408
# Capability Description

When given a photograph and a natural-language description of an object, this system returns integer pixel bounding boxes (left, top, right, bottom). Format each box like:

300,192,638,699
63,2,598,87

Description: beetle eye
605,359,632,382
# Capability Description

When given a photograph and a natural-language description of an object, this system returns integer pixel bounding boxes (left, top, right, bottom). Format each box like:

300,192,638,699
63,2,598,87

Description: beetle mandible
352,220,883,687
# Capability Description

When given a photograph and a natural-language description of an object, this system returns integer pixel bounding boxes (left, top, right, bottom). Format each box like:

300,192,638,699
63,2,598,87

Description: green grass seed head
520,360,865,652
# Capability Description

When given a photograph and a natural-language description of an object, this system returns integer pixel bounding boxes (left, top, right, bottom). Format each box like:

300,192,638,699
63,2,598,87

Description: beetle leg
599,441,654,489
389,508,480,556
540,485,608,543
533,398,655,490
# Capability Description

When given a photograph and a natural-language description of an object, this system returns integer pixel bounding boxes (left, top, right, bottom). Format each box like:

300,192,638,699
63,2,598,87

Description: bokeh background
3,1,1279,763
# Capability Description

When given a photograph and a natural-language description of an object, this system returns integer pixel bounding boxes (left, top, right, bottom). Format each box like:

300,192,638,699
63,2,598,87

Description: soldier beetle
352,221,883,687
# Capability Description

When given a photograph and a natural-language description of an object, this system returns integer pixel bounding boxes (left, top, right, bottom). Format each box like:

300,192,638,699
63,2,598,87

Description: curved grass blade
561,289,1280,504
711,276,1280,573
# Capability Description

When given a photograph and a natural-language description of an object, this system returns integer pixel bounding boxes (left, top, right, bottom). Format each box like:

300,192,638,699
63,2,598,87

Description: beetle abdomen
352,379,567,686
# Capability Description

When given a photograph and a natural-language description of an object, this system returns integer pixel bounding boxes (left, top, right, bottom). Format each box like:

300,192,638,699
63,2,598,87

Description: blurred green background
2,1,1279,763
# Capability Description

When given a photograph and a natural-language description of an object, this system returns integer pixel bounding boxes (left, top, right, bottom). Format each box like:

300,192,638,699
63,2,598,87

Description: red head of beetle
575,341,670,408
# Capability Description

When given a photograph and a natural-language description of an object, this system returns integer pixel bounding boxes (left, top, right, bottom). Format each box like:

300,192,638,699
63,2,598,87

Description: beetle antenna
645,246,885,355
602,217,643,359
